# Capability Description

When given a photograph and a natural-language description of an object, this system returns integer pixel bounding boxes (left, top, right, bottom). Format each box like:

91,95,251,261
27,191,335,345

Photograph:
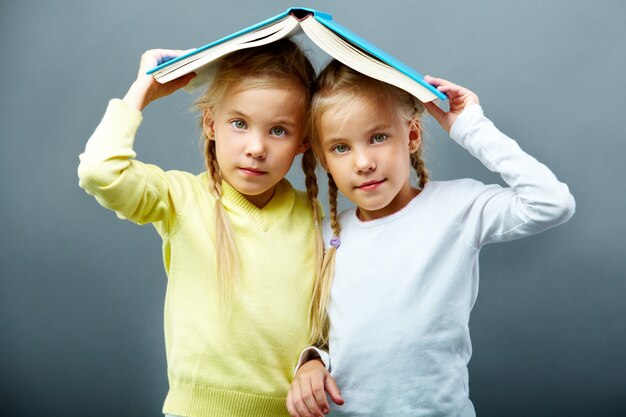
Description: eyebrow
365,123,394,133
322,124,394,145
224,110,298,128
323,137,348,146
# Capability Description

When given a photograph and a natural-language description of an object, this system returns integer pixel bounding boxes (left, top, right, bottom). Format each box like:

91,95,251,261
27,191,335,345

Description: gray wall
1,0,624,416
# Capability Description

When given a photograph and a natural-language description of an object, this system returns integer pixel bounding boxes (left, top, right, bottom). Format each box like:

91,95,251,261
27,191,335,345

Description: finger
425,76,469,98
140,49,192,71
152,48,194,62
425,75,460,89
287,387,297,417
437,82,478,100
435,84,466,98
424,101,447,124
424,74,444,86
165,72,196,88
292,380,314,417
424,75,460,93
325,374,345,406
302,377,325,417
311,373,331,414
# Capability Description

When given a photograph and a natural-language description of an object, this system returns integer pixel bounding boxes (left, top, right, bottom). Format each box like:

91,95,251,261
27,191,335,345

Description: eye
332,144,349,154
231,119,247,130
270,126,287,137
371,133,387,144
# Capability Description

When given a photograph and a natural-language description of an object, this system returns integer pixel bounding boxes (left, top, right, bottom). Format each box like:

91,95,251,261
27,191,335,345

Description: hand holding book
423,76,480,133
124,49,196,111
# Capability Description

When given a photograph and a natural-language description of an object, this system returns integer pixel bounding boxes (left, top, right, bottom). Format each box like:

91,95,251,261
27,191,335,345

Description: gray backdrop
1,0,624,416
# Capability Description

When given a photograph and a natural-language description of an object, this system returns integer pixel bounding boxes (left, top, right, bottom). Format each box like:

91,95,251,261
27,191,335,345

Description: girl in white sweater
286,60,575,417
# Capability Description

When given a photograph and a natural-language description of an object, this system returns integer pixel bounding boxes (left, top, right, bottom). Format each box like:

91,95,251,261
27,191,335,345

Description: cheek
271,145,300,170
213,136,239,164
325,161,351,188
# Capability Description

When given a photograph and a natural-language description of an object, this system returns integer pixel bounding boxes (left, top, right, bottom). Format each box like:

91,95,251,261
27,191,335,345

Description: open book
147,7,446,103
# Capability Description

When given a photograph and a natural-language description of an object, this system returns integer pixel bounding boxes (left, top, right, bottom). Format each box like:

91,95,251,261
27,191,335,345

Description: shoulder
292,186,309,207
163,169,215,207
164,169,208,191
287,181,315,216
423,179,502,207
425,178,487,195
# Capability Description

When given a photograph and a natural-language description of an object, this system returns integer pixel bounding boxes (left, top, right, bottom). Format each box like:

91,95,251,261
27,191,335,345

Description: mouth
239,167,267,176
355,179,386,190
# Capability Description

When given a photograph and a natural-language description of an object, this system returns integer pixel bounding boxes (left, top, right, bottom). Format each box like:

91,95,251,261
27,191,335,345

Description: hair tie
330,237,340,249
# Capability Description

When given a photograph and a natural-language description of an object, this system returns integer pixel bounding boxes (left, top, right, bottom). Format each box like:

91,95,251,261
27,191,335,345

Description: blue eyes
331,134,388,154
372,133,387,144
230,120,287,136
270,127,286,137
231,120,247,129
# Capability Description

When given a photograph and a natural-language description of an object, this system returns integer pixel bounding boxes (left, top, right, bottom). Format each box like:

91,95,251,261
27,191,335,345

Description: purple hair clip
330,237,341,249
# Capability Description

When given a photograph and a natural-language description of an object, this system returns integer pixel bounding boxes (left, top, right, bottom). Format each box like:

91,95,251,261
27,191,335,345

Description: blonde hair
194,39,322,310
308,60,429,347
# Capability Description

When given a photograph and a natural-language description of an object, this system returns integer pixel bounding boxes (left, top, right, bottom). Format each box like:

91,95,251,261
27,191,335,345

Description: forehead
320,94,397,132
231,77,306,99
221,83,306,116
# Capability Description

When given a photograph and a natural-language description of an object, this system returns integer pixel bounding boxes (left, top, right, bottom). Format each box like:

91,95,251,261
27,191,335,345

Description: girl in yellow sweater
78,39,321,417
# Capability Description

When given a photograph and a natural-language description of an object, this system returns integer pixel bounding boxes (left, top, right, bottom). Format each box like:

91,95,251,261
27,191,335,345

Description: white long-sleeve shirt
318,105,575,416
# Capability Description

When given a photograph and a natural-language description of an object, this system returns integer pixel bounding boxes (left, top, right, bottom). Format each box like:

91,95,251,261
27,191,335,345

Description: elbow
528,184,576,226
550,188,575,224
77,155,107,193
562,189,576,222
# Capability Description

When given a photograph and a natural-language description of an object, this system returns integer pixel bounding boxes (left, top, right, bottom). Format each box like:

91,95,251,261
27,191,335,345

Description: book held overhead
147,7,446,103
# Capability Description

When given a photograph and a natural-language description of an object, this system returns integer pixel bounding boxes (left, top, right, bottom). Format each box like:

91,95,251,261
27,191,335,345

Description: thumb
167,72,197,89
424,101,446,123
158,72,197,97
424,101,452,133
325,374,344,405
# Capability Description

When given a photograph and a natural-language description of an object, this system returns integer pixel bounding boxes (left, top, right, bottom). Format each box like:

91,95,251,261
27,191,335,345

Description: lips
239,167,267,176
356,179,386,190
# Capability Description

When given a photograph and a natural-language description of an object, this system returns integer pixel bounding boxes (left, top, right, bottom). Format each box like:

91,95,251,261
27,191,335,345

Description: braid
301,148,321,230
301,148,323,275
410,148,429,189
308,173,341,348
205,139,223,197
205,137,240,309
327,173,342,237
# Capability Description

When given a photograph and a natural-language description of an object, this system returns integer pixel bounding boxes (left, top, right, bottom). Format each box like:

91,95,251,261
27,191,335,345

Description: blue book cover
147,7,446,101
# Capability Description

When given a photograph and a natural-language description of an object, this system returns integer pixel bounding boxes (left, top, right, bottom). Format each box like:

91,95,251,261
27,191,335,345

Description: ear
202,110,215,140
296,137,311,155
407,118,421,153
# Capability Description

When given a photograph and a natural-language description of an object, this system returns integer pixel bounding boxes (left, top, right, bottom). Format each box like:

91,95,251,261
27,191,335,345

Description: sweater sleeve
77,99,177,231
449,104,575,248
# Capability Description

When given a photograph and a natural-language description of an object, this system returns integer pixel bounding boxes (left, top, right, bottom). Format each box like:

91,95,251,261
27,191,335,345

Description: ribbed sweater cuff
163,382,289,417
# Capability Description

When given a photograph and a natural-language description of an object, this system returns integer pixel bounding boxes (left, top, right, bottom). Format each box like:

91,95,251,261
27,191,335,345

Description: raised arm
424,76,575,246
77,50,196,227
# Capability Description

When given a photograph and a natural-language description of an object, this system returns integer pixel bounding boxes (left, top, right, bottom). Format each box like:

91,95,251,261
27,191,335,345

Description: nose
354,148,376,173
245,133,266,158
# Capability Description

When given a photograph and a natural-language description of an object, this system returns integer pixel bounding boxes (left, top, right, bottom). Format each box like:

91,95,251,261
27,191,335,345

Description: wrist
298,358,325,375
123,79,153,111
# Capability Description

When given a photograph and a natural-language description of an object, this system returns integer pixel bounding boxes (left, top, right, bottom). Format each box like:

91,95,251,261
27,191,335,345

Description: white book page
154,15,300,84
300,18,437,102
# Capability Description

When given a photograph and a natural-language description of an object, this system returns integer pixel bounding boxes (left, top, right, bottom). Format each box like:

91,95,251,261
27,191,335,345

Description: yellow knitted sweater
78,99,317,417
